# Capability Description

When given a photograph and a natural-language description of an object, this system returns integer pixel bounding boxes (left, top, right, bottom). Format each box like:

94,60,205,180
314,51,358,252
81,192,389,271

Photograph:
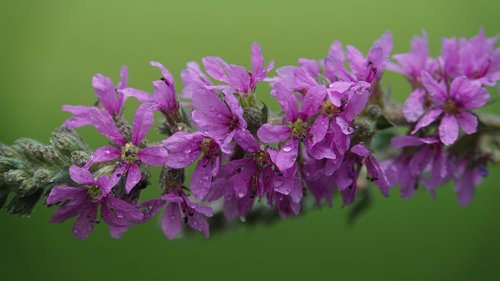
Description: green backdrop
1,1,499,280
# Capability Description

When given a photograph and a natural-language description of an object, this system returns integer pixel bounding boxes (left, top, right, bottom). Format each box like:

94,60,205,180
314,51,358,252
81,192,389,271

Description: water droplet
183,148,192,153
282,145,292,152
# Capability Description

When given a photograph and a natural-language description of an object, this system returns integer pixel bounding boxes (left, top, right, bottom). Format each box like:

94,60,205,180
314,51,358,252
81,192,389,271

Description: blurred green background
1,0,499,280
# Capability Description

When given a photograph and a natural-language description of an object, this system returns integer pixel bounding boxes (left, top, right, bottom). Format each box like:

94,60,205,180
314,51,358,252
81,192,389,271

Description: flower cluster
38,30,499,240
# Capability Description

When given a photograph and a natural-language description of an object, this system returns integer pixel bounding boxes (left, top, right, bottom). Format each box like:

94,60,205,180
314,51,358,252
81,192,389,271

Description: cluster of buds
1,30,499,240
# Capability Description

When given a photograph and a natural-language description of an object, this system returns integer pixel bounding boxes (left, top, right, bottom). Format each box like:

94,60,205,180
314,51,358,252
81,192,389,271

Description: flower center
291,118,307,138
444,99,459,114
201,138,217,155
321,99,338,116
87,185,101,200
121,143,139,163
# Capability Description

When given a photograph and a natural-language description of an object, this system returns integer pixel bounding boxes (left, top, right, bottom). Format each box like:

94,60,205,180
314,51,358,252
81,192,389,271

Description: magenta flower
85,104,168,193
387,32,438,85
140,189,213,239
181,61,213,100
386,136,448,198
163,132,224,200
201,42,274,94
191,88,254,149
451,159,488,207
440,29,500,85
207,157,259,220
120,61,179,114
46,165,143,240
334,143,390,205
410,72,489,145
62,66,150,128
324,32,393,83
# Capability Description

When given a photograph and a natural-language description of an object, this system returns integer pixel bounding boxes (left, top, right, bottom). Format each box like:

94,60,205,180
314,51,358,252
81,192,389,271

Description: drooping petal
161,203,182,240
439,114,459,145
191,156,216,200
187,212,210,238
152,80,177,112
71,203,98,240
273,138,299,172
125,163,142,193
138,146,168,166
131,104,154,146
101,196,143,227
309,114,329,146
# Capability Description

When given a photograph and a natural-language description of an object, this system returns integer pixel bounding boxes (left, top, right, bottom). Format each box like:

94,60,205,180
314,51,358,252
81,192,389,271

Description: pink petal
403,88,426,122
202,56,229,82
131,104,154,146
411,108,443,134
257,124,291,143
88,146,121,164
456,112,478,135
138,146,168,166
125,163,142,193
191,156,215,200
46,186,87,205
439,114,459,145
161,203,182,240
69,165,95,185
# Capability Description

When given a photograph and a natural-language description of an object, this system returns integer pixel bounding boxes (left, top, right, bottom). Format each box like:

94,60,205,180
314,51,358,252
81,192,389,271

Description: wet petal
88,146,121,164
161,203,182,240
234,129,260,153
257,124,291,143
72,203,98,240
202,56,229,81
138,146,168,166
125,163,142,193
163,132,204,168
46,186,87,205
191,156,216,200
273,138,299,172
69,165,95,186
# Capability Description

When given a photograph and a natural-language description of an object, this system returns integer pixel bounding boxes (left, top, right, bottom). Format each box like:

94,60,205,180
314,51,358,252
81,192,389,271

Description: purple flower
62,66,150,128
386,136,449,198
450,159,487,207
440,29,500,85
46,165,143,240
163,132,224,200
410,72,489,145
140,189,213,239
334,143,390,205
207,157,259,220
191,87,254,149
324,32,393,83
181,61,213,100
85,104,168,193
120,61,179,114
201,42,274,94
387,32,438,85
